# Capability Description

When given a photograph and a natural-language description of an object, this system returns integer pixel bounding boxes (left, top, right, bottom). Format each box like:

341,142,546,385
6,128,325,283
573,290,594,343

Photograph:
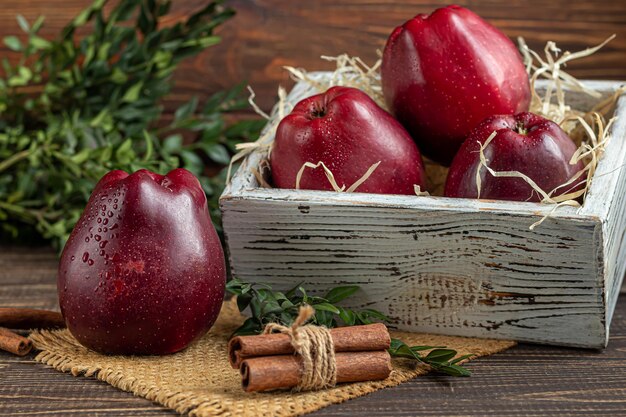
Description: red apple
270,86,426,195
381,5,531,165
444,112,585,202
58,169,225,355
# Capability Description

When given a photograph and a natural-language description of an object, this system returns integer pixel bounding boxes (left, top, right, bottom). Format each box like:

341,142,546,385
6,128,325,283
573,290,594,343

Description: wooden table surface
1,245,626,416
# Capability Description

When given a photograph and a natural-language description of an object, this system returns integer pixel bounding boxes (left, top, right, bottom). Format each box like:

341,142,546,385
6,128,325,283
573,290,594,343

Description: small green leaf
110,67,128,84
325,286,360,303
232,317,262,337
175,96,198,122
204,143,230,165
236,293,252,312
389,339,418,359
70,148,91,164
162,134,182,154
450,354,474,364
313,302,340,314
142,130,154,161
182,36,221,48
17,15,29,32
360,309,391,322
433,363,472,377
285,282,304,299
4,36,22,51
115,138,135,164
338,307,356,326
29,36,51,50
314,310,334,327
226,278,244,295
298,286,308,303
122,81,143,102
90,108,110,127
31,16,45,32
425,349,457,363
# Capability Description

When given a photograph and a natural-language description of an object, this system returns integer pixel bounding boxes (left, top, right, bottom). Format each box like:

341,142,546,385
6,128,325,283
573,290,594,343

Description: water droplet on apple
82,252,89,262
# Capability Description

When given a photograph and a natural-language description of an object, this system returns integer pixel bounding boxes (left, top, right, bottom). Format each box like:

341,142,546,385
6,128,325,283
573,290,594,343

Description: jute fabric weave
30,300,515,417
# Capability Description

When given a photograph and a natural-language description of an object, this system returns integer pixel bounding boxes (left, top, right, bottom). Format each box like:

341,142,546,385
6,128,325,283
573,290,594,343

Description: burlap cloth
29,301,515,417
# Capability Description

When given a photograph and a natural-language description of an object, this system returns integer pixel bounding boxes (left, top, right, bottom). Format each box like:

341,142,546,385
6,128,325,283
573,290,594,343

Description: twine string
263,305,337,391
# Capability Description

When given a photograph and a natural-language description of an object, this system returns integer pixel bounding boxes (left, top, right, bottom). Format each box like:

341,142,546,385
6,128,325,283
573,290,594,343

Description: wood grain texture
0,1,624,112
221,77,626,348
2,246,626,416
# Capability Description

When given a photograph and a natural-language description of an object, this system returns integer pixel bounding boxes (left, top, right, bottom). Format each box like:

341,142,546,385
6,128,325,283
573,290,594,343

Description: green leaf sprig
389,339,473,377
226,279,472,377
0,0,264,248
226,278,389,336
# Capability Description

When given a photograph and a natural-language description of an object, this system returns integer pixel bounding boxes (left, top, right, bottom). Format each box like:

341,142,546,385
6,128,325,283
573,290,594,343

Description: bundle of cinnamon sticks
228,322,392,392
0,308,65,356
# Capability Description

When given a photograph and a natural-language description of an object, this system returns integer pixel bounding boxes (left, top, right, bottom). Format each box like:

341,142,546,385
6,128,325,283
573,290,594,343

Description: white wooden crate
220,75,626,348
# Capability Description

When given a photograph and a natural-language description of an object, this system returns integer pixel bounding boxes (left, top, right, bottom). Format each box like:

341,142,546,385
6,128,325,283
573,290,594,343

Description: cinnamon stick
240,350,391,392
0,327,32,356
0,308,65,329
229,322,390,368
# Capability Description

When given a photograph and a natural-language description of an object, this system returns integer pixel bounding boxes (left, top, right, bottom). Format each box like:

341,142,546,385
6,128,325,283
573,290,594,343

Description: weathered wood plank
222,193,605,347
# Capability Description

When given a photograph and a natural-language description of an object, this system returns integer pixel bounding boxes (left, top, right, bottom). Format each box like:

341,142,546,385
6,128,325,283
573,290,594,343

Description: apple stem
515,122,527,135
311,108,326,118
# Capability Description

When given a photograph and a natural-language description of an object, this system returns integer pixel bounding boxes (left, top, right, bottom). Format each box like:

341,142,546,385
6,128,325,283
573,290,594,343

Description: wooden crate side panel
599,94,626,337
581,87,626,219
221,196,606,347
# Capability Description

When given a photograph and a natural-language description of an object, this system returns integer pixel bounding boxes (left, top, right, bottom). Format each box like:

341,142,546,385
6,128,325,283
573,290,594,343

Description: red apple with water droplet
58,168,225,354
271,86,426,194
444,112,585,202
381,5,531,165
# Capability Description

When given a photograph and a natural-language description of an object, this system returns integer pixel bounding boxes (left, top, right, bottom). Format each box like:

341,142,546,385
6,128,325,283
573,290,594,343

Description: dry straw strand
413,185,430,196
226,86,290,182
284,53,385,108
295,161,381,193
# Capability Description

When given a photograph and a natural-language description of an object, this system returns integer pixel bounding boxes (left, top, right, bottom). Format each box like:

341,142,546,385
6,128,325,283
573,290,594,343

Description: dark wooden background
0,0,624,113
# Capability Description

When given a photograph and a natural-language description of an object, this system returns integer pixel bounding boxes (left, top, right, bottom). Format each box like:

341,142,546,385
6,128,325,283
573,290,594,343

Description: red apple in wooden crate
444,112,585,202
270,86,426,195
381,5,531,165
